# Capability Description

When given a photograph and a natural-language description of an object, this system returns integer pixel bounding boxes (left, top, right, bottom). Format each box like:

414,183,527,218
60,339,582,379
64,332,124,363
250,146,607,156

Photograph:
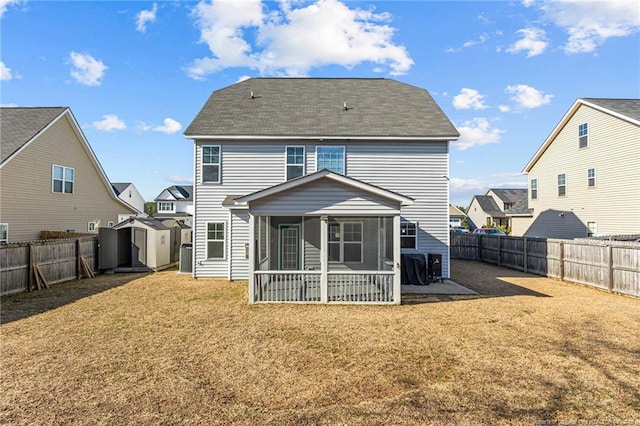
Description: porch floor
401,280,477,295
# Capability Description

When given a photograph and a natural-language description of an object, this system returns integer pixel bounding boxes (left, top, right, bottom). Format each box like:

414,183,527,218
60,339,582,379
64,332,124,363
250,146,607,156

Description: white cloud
446,34,489,52
453,88,489,110
69,52,107,86
537,0,640,54
449,177,486,193
136,3,158,33
236,75,252,83
498,105,511,113
153,118,182,134
0,61,12,80
93,114,126,131
187,0,413,79
506,84,553,109
452,118,505,151
168,175,194,184
507,27,548,57
0,0,20,18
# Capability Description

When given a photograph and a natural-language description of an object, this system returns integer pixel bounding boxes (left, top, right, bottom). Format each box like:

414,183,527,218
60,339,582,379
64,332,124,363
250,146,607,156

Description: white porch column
393,215,401,304
248,213,255,304
320,215,328,303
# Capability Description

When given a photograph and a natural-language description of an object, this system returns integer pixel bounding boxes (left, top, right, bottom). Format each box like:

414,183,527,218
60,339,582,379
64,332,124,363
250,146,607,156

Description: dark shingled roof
505,194,533,216
184,78,459,138
490,188,527,204
111,183,131,196
582,98,640,122
474,196,504,216
1,107,67,164
155,185,193,201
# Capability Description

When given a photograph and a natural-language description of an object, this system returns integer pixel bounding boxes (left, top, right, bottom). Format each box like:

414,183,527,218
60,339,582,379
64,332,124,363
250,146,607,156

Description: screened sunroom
234,170,413,304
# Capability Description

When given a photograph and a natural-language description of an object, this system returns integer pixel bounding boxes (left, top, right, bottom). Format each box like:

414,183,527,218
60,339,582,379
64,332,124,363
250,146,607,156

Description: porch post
248,213,255,303
393,215,401,304
320,215,328,303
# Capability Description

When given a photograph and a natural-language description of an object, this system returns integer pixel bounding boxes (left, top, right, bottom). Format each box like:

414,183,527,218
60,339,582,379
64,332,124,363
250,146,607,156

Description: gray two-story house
184,78,459,304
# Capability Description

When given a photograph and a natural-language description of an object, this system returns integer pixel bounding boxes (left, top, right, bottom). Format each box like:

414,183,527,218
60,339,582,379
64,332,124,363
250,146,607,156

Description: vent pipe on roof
250,91,255,99
343,102,348,111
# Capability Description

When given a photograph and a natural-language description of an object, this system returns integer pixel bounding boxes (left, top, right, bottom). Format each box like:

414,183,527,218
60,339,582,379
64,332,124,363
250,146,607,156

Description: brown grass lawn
1,260,639,425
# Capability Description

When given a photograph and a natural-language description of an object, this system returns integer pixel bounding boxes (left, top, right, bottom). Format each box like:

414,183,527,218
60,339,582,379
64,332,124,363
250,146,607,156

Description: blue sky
1,0,639,206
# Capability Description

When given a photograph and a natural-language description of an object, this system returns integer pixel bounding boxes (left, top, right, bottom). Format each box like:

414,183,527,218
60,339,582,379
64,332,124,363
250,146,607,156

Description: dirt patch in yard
1,261,639,425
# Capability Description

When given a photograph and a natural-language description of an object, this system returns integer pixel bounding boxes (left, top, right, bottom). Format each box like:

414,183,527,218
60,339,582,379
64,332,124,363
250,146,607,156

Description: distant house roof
115,217,169,231
1,107,67,164
524,98,640,173
155,185,193,202
473,196,504,217
449,204,466,217
490,188,527,204
111,182,131,196
184,78,459,140
505,194,533,216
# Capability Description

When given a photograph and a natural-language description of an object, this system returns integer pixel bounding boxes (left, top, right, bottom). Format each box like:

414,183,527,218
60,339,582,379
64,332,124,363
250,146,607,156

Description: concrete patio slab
402,280,477,295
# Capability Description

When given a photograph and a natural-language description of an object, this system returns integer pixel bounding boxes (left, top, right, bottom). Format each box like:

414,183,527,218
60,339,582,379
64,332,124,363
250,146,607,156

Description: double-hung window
401,222,417,249
286,146,305,180
206,222,225,259
52,165,74,194
0,223,8,244
87,222,96,232
328,221,362,263
587,168,596,187
587,221,597,237
530,179,538,200
557,173,567,197
578,123,588,148
157,201,174,212
202,145,221,183
316,146,345,174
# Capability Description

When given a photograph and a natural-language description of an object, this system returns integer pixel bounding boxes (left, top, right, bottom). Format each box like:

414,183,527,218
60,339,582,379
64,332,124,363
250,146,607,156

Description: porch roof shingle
184,78,459,139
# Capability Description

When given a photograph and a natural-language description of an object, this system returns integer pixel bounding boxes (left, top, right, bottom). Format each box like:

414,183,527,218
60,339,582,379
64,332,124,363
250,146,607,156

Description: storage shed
109,217,171,271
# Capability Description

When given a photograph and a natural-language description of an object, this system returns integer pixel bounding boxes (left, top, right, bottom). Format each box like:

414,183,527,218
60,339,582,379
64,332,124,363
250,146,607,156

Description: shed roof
184,78,459,139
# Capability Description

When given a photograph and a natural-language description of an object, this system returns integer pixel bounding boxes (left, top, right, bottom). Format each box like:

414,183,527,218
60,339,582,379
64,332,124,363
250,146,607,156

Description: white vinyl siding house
519,98,640,238
185,78,459,304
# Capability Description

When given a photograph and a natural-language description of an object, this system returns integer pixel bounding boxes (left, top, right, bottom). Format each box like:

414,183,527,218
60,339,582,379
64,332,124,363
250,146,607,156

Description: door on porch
279,224,300,270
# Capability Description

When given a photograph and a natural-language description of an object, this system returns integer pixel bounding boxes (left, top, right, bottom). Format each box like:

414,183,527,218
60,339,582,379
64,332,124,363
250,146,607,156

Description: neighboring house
449,204,466,227
153,185,194,227
466,189,527,230
0,107,137,242
112,182,145,221
184,78,459,304
517,98,640,238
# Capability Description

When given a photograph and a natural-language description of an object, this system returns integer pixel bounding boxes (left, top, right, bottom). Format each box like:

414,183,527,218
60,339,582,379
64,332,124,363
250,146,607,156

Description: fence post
523,237,528,273
607,244,613,292
477,235,482,261
559,241,564,281
76,239,81,279
497,236,502,267
27,242,33,292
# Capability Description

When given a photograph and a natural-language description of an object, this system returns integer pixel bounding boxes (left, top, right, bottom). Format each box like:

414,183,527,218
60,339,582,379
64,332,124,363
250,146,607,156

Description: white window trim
285,146,305,181
258,216,270,263
587,221,597,237
206,221,226,260
328,221,363,264
557,173,567,197
52,164,75,194
530,178,538,200
107,221,115,228
87,222,97,232
0,223,8,243
400,221,418,250
578,122,589,149
587,168,596,188
202,145,221,184
157,201,175,213
316,146,346,175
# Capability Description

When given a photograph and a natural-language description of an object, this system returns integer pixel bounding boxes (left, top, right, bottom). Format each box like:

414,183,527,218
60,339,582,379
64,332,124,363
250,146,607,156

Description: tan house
515,98,640,238
0,107,138,243
466,188,527,231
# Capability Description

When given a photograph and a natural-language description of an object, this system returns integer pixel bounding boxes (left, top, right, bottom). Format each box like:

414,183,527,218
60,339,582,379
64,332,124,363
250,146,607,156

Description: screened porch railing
253,270,395,303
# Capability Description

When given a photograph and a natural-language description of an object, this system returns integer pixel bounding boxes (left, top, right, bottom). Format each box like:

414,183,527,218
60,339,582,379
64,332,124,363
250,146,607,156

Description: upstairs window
317,146,345,175
557,173,567,197
401,222,417,249
578,123,588,148
157,201,174,212
52,165,74,194
286,146,305,180
587,168,596,187
0,223,8,244
202,145,221,183
531,179,538,200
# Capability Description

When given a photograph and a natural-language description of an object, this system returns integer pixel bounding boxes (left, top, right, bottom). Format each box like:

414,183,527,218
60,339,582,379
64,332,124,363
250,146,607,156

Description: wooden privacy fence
451,233,640,298
0,237,98,296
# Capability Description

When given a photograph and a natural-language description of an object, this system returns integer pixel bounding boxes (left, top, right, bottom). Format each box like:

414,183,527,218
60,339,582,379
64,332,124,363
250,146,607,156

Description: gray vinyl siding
230,210,249,280
526,104,640,238
193,140,450,278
